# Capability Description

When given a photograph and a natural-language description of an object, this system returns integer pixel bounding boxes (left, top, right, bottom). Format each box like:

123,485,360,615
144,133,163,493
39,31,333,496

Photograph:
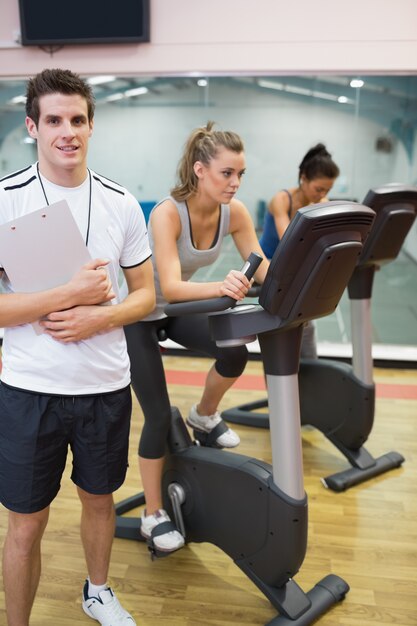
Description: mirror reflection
1,74,416,353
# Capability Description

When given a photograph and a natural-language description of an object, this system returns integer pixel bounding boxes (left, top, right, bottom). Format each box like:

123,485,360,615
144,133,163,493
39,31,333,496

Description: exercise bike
115,200,375,624
221,184,417,491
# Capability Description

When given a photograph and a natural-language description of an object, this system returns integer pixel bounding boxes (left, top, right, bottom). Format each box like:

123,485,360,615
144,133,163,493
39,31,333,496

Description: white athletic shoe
187,405,240,448
82,581,136,625
140,508,184,553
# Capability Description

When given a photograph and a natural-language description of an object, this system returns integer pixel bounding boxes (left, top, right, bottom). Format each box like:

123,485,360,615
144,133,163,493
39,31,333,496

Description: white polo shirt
0,164,151,395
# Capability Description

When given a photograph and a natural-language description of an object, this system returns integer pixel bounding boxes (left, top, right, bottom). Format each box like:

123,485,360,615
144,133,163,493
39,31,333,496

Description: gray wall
2,82,411,212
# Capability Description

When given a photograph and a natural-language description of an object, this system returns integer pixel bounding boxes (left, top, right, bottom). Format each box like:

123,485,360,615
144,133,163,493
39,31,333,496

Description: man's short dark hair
25,68,95,126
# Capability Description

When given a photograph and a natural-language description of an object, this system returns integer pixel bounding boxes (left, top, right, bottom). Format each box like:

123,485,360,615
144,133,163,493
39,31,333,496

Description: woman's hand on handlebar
220,269,253,301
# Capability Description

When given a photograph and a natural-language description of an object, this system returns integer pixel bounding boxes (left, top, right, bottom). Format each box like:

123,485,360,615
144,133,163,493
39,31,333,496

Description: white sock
88,577,108,598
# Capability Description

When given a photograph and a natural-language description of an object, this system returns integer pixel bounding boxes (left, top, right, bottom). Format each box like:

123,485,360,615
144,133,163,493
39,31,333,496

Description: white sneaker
187,405,240,448
82,581,136,625
140,509,184,553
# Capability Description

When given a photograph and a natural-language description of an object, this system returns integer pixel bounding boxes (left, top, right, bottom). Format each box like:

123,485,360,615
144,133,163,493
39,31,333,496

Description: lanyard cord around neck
36,162,92,246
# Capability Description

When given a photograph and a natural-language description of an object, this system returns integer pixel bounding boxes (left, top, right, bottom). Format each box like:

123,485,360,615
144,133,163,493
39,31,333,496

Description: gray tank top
144,196,231,320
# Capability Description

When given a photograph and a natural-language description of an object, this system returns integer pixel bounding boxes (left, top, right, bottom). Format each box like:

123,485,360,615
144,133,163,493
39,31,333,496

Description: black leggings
124,314,248,459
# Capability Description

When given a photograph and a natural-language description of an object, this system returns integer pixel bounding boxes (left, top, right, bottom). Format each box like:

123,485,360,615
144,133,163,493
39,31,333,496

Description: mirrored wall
1,74,416,355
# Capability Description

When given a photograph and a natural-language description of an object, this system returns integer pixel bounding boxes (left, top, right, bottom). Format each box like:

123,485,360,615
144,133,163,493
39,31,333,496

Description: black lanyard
36,162,92,246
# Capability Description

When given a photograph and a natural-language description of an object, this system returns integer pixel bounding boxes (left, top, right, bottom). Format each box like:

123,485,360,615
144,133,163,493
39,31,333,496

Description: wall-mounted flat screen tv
18,0,150,46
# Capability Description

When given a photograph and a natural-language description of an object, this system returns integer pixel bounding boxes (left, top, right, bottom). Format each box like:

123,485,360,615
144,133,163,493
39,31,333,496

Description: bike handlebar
164,252,263,316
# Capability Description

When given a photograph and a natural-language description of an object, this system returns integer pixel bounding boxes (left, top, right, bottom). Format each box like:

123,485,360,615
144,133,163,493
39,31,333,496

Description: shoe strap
150,520,179,538
196,419,229,447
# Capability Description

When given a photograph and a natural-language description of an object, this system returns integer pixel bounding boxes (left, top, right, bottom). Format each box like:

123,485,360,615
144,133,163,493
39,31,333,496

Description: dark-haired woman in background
259,143,340,357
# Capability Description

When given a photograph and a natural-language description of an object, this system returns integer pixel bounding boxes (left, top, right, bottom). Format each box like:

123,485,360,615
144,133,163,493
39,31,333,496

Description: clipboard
0,199,91,293
0,200,91,334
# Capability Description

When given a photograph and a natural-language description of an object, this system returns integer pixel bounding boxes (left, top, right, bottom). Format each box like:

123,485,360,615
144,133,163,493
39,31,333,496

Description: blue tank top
259,190,292,260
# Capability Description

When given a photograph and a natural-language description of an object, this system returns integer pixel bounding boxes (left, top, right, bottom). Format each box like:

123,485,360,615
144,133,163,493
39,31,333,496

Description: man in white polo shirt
0,68,155,626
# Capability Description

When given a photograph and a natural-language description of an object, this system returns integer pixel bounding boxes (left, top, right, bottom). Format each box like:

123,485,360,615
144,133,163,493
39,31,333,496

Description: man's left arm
41,258,155,343
117,259,156,325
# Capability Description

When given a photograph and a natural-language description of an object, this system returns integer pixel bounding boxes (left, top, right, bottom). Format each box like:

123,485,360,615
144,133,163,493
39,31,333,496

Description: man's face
25,92,93,182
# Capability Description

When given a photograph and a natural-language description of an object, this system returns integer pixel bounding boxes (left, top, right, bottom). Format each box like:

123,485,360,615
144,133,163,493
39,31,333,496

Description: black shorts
0,382,132,514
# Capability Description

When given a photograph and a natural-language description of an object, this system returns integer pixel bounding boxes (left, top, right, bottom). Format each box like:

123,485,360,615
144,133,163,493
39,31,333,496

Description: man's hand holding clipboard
39,258,116,343
0,200,115,338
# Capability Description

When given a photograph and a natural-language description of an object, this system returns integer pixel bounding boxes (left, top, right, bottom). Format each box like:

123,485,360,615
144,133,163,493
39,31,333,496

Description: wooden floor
0,356,416,626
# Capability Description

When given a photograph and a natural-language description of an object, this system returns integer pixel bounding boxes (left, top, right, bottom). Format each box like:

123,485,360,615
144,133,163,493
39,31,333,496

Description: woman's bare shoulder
269,188,294,214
